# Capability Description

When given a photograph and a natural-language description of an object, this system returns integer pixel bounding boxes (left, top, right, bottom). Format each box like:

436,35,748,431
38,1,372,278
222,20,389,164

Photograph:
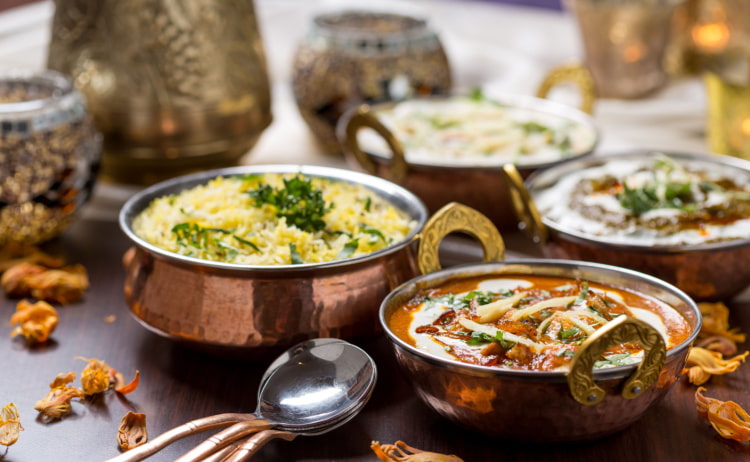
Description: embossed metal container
504,150,750,301
337,65,598,231
380,259,700,441
47,0,272,185
0,69,101,245
292,9,451,155
119,164,504,356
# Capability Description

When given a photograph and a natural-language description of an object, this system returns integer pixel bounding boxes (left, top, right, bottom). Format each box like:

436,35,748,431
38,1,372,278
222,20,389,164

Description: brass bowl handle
535,63,597,115
567,316,667,406
501,163,547,244
417,202,505,275
340,104,409,184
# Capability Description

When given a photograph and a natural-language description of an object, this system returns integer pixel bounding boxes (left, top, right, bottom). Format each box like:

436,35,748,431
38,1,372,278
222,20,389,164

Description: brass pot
380,259,700,441
291,9,452,155
47,0,272,185
119,165,504,356
337,64,598,231
504,150,750,301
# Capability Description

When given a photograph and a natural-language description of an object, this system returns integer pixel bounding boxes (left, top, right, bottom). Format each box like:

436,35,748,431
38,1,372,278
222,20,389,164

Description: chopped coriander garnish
248,176,332,232
289,243,303,264
337,239,359,259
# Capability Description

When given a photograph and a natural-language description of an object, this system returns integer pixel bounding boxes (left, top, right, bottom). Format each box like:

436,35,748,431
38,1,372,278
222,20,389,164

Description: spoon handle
105,413,257,462
175,420,273,462
218,430,297,462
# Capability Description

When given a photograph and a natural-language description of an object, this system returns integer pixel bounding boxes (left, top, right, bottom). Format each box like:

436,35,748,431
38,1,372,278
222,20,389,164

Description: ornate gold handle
417,202,505,275
535,63,597,115
339,104,409,184
567,316,666,406
501,163,547,244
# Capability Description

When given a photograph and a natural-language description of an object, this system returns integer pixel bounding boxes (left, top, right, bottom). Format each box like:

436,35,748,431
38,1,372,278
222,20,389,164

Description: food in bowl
131,172,417,265
380,260,700,441
535,153,750,246
359,95,598,167
388,273,691,372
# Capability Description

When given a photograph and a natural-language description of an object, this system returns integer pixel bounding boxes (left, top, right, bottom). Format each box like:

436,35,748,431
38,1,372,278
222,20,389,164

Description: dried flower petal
2,262,46,297
34,386,84,420
0,243,63,273
117,412,148,451
78,357,114,395
370,440,464,462
681,347,749,385
111,370,141,395
695,387,750,441
698,302,746,344
0,403,22,447
50,372,76,389
696,335,738,356
9,299,58,343
1,263,89,304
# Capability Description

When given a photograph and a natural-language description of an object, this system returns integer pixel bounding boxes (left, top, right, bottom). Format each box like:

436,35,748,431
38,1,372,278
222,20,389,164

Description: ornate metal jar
292,9,452,155
47,0,272,184
0,69,101,244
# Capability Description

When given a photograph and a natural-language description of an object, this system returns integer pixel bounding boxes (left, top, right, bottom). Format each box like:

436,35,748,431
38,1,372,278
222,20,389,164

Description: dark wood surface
1,215,750,462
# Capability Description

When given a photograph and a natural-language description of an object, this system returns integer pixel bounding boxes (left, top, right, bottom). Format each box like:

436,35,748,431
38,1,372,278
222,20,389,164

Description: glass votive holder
566,0,685,99
292,8,452,155
705,54,750,159
0,69,101,245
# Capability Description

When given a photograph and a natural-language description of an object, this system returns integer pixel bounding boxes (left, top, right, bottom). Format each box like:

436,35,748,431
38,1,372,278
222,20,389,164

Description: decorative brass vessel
47,0,272,185
292,9,451,155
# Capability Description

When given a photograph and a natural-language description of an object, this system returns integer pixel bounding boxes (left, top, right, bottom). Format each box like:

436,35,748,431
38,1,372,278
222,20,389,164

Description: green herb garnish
248,176,332,232
594,353,634,368
233,235,260,252
289,243,303,264
337,239,359,259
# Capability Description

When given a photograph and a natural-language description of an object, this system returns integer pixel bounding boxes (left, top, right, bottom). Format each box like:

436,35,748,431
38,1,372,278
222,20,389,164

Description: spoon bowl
256,338,377,432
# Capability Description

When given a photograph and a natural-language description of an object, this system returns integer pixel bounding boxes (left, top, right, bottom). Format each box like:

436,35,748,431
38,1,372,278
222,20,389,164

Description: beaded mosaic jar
292,9,452,155
0,69,101,244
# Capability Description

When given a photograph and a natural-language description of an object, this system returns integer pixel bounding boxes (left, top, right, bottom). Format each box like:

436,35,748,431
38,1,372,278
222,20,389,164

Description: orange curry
388,274,692,371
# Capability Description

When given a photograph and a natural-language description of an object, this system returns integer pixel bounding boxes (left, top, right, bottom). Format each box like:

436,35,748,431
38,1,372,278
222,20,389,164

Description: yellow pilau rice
131,173,417,265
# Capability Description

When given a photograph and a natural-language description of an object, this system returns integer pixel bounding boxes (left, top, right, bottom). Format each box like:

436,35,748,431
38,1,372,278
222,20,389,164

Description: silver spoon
106,338,377,462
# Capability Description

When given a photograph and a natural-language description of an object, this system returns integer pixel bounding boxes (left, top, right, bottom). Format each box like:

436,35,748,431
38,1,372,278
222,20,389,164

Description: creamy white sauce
407,277,670,363
534,158,750,246
358,98,597,167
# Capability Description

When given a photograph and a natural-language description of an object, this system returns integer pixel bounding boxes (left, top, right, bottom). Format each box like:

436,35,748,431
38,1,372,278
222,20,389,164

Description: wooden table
2,214,750,462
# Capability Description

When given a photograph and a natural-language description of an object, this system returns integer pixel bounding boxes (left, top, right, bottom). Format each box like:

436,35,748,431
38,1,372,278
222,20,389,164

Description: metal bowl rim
119,164,428,272
379,258,701,381
527,150,750,252
340,92,600,170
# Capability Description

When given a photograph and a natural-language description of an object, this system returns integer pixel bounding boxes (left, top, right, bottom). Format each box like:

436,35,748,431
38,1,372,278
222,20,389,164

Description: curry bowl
336,64,599,231
379,258,700,441
119,164,505,356
504,150,750,301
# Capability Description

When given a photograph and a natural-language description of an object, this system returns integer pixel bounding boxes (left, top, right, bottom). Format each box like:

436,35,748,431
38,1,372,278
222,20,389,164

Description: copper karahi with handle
379,258,699,441
119,164,503,356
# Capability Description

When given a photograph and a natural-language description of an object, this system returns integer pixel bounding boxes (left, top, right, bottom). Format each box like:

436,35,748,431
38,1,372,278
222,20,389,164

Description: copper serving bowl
336,65,599,231
504,150,750,301
119,164,504,356
379,258,700,442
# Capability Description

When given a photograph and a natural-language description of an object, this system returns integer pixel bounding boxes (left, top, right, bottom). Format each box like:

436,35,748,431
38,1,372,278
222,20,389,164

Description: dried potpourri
0,242,63,272
9,299,59,343
681,302,749,385
682,347,749,386
78,357,140,395
371,440,464,462
0,403,22,447
696,387,750,442
1,262,89,304
34,372,83,420
117,412,148,451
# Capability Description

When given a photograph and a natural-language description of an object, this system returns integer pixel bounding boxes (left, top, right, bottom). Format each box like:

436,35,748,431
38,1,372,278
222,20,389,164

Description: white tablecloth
0,0,709,221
